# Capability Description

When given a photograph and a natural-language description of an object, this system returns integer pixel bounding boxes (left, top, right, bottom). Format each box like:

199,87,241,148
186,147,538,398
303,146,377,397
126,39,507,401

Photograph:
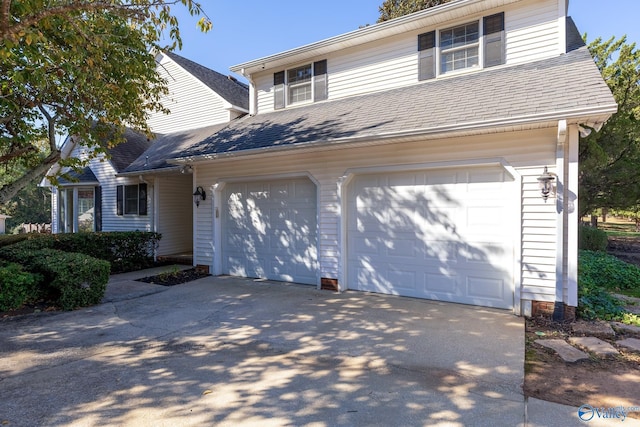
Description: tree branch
0,150,60,205
0,145,37,164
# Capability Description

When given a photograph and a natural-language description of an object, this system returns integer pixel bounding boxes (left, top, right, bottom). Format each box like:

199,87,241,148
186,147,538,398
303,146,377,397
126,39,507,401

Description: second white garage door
222,178,318,285
347,166,515,309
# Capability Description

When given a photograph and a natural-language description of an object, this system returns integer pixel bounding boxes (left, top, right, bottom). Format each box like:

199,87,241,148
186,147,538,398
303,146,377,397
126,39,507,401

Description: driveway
0,272,525,426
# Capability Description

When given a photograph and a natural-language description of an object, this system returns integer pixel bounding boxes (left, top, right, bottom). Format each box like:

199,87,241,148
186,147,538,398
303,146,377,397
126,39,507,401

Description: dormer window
440,22,479,73
274,60,328,109
288,65,312,104
418,12,505,80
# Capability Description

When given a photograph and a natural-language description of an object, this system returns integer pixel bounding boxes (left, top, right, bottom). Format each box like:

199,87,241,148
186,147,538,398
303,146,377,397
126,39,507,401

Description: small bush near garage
579,225,608,252
0,247,110,311
0,231,161,273
578,250,640,325
0,262,40,311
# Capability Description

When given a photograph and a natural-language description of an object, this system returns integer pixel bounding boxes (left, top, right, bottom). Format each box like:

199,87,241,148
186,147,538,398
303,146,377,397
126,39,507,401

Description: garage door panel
222,178,318,285
348,167,514,309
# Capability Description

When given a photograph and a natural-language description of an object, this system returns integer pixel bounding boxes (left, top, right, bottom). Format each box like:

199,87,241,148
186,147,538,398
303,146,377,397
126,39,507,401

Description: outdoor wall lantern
193,186,206,207
181,164,193,174
537,166,556,202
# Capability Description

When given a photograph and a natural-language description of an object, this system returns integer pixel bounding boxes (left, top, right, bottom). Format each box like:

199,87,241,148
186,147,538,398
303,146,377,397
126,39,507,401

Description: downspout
240,68,257,116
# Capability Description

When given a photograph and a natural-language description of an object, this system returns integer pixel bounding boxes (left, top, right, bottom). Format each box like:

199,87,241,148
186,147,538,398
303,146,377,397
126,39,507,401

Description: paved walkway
0,268,638,426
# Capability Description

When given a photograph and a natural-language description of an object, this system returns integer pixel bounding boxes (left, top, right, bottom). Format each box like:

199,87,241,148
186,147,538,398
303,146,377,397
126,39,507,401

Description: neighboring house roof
123,42,616,174
164,51,249,111
58,166,99,185
107,127,154,173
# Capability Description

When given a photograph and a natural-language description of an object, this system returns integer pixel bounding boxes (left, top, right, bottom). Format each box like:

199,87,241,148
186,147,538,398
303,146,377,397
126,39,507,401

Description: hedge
0,262,40,311
578,224,608,252
0,247,110,310
0,231,161,273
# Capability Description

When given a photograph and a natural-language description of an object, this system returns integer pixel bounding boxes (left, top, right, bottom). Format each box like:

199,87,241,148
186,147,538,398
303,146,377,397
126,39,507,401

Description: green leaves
0,0,211,204
580,36,640,215
377,0,453,23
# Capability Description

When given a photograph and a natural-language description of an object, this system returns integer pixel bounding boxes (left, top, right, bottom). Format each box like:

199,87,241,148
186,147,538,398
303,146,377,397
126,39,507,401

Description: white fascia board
116,166,183,178
230,0,523,75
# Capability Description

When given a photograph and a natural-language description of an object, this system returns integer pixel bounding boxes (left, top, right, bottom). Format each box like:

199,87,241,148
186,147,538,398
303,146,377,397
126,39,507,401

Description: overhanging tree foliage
579,36,640,217
377,0,452,22
0,1,211,205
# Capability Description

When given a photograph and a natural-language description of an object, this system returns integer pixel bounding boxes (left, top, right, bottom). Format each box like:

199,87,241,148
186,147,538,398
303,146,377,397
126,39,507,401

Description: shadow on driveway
0,275,524,426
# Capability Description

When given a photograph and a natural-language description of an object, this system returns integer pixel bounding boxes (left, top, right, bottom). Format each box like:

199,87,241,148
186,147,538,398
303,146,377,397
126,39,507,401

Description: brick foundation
531,301,576,322
320,277,339,292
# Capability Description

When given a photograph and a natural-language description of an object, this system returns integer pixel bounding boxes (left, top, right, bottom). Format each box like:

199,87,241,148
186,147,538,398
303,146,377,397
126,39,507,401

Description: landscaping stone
535,339,589,362
617,338,640,353
611,321,640,335
571,320,615,337
568,336,619,357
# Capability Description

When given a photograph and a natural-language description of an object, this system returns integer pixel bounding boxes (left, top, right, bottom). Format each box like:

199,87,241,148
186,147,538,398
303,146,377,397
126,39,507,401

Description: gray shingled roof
165,51,249,111
124,43,615,174
58,166,98,185
107,128,154,173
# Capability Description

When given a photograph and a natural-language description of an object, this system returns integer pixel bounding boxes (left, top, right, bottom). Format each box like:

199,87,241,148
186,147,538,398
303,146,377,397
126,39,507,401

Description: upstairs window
418,12,505,80
274,60,328,109
440,21,479,74
288,65,312,104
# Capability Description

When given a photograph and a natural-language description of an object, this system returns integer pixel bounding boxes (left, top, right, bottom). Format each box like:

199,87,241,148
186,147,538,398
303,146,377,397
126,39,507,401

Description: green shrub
0,263,39,311
0,231,161,273
578,250,640,323
0,233,38,249
0,247,110,310
579,250,640,292
579,225,608,251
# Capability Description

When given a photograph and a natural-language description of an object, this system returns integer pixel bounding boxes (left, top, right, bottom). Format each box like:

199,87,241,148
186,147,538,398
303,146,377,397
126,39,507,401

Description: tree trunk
590,215,598,228
602,207,608,223
0,151,60,205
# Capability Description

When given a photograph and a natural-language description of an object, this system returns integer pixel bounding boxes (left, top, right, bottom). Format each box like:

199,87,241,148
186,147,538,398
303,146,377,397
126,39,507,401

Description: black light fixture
537,166,556,202
193,186,206,207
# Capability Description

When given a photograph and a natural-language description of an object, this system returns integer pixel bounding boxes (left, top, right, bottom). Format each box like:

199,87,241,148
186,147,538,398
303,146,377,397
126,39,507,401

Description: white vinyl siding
90,157,152,232
148,54,233,134
156,175,193,256
253,0,561,115
505,0,560,64
194,128,559,306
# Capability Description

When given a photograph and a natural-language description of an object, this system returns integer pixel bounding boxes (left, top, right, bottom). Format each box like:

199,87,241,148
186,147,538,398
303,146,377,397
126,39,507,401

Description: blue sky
170,0,640,79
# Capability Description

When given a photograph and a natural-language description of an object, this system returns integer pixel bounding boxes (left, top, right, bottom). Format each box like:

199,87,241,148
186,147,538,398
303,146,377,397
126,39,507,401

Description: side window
273,60,328,109
484,12,505,67
116,183,147,216
418,31,436,80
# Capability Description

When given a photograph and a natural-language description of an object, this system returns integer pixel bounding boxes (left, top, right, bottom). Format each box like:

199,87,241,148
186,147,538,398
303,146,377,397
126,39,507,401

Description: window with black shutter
273,60,328,108
484,12,505,67
117,184,147,216
313,59,328,101
274,71,285,110
418,31,436,80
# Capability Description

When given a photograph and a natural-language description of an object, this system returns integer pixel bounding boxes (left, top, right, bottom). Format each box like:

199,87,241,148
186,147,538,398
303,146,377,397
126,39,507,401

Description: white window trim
437,19,483,77
286,63,314,106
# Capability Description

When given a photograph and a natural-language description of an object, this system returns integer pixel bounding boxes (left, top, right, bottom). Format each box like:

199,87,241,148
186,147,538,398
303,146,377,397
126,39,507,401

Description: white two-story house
119,0,615,318
45,51,249,260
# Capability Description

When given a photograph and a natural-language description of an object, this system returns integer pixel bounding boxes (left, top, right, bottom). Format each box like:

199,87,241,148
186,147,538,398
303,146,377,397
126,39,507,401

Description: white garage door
347,166,515,309
222,178,318,285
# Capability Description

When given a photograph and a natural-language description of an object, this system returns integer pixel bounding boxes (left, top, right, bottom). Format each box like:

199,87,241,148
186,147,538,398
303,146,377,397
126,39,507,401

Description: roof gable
164,51,249,111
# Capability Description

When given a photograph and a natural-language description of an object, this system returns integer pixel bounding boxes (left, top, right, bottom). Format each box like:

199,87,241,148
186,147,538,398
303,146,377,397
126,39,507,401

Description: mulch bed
135,268,210,286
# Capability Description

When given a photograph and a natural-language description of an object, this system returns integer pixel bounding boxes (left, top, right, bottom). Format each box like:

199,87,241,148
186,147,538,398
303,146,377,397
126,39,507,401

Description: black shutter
116,185,123,216
138,183,148,216
274,71,285,109
95,186,102,231
484,12,505,67
418,31,436,81
313,59,328,102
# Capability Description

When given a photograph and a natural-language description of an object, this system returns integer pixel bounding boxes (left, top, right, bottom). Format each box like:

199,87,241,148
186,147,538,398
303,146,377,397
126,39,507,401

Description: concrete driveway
0,270,526,426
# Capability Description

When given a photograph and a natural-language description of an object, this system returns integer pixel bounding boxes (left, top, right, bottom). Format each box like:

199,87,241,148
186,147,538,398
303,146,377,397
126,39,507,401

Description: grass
593,216,640,237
